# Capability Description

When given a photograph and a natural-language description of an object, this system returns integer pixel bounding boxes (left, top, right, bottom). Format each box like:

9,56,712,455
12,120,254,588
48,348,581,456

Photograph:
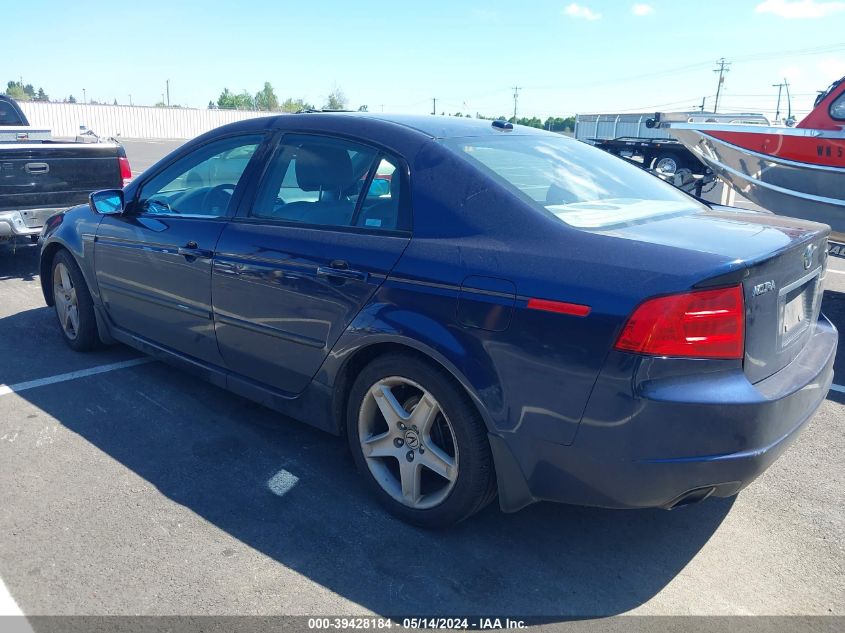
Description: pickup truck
0,95,131,245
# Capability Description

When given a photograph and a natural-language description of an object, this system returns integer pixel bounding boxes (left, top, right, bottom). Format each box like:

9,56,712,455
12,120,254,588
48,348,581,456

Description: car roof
335,112,549,139
222,111,549,140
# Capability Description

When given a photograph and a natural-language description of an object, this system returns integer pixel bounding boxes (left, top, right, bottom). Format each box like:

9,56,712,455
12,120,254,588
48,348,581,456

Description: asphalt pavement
0,141,842,623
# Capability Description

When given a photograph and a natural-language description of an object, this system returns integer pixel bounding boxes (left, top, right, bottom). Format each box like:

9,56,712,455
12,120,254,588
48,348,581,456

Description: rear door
0,143,122,215
95,133,266,365
213,134,410,394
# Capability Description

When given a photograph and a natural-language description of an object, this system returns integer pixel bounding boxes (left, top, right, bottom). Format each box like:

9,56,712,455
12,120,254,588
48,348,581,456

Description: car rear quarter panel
322,140,746,444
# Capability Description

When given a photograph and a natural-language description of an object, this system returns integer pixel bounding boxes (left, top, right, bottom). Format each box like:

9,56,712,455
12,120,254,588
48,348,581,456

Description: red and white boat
656,77,845,236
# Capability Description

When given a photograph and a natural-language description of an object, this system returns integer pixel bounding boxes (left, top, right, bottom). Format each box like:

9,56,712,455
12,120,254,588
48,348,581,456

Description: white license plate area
782,292,806,335
779,274,817,348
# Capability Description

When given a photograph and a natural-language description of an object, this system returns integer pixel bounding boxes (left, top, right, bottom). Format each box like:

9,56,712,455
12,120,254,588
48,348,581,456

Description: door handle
25,162,49,175
177,241,214,259
317,261,368,282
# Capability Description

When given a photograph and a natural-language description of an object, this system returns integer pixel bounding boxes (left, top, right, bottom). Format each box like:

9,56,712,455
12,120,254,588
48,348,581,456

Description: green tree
217,88,254,110
254,82,279,111
217,88,235,108
5,81,29,101
280,97,314,113
36,87,48,102
67,95,77,103
324,86,347,110
358,104,368,112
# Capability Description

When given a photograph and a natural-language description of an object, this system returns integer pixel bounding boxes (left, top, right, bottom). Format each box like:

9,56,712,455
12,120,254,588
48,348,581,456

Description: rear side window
443,135,704,229
251,135,407,231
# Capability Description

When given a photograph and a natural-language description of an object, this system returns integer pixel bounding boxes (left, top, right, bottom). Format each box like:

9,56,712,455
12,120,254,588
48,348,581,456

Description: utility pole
129,94,133,106
83,88,87,104
713,58,730,113
432,98,436,115
772,80,786,121
166,79,170,107
512,86,521,123
700,96,706,112
784,78,792,121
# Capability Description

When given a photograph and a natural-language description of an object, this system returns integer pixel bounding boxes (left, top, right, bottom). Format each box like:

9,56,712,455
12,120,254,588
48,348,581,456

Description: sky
4,0,845,121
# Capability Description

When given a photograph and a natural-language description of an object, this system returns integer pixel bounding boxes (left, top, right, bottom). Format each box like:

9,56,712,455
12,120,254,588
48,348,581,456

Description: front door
213,134,411,394
94,134,265,365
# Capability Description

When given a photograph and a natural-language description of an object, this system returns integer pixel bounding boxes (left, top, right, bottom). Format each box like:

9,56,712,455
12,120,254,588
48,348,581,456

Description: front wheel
347,354,497,528
51,250,98,351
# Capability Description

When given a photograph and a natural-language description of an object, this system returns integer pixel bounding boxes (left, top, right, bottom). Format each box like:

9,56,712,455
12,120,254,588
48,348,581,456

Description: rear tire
347,353,497,528
51,250,98,352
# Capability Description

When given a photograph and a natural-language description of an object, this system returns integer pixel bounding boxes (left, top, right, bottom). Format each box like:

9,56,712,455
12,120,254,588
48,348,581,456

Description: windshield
443,134,704,229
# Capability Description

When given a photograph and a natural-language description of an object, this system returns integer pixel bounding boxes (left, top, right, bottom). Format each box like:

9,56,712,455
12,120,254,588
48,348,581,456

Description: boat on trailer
651,77,845,244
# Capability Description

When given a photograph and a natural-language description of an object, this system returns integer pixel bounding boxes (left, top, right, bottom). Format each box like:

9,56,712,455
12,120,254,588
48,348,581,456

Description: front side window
251,135,406,231
443,135,706,229
137,134,262,218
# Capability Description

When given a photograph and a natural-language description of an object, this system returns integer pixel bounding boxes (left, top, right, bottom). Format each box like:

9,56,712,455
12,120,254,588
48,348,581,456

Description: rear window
0,100,25,126
443,135,704,229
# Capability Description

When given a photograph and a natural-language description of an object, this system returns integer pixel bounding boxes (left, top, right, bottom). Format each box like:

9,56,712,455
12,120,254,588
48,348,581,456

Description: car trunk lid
599,208,829,383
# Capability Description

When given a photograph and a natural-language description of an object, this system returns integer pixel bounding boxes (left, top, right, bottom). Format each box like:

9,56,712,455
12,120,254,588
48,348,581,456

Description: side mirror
89,189,125,215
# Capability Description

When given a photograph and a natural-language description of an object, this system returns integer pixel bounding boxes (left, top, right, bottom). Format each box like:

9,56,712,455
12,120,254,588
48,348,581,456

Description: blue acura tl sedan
39,113,836,527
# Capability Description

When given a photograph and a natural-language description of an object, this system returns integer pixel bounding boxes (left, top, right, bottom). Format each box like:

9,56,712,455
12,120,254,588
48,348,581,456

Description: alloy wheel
357,376,459,509
53,262,80,340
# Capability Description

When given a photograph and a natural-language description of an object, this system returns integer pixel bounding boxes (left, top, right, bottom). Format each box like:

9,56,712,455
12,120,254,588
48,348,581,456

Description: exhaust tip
666,486,716,510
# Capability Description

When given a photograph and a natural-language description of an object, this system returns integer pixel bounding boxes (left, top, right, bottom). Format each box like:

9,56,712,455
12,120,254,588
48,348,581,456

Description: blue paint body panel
39,113,837,513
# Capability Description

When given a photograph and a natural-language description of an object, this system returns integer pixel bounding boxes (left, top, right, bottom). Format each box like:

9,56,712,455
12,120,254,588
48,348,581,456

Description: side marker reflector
527,298,591,317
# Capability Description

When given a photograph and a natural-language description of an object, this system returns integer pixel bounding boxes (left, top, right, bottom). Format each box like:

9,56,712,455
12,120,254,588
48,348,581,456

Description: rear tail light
118,156,132,187
614,285,745,359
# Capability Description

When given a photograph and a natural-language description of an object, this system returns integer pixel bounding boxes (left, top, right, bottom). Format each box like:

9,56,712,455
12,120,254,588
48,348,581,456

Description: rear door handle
317,261,368,282
177,241,214,259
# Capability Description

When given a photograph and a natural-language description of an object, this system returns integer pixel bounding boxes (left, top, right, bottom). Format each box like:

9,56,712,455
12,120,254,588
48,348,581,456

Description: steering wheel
144,197,174,214
201,183,236,215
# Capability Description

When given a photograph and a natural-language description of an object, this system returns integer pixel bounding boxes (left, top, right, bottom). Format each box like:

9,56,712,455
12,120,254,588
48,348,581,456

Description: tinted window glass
443,135,705,229
138,135,262,218
356,157,402,230
0,100,24,126
251,135,405,231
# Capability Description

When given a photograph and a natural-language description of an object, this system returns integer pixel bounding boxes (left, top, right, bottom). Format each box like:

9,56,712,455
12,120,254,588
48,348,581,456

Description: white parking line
0,577,25,618
830,384,845,394
0,358,154,397
827,269,845,275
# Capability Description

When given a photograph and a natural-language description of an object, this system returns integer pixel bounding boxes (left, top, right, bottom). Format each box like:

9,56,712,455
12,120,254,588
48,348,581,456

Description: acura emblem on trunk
752,280,776,297
803,245,815,270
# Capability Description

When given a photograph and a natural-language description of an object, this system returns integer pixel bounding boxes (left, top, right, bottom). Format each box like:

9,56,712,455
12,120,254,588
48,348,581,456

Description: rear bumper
0,208,58,238
493,315,837,512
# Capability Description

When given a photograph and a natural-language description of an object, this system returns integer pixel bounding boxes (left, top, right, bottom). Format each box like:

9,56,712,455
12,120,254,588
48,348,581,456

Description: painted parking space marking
0,577,25,618
829,383,845,394
0,358,154,397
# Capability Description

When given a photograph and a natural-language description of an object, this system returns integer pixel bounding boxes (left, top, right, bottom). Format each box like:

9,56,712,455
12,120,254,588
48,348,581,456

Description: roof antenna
492,119,513,131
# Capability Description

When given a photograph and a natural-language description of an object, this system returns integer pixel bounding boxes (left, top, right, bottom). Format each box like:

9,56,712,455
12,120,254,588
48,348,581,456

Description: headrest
295,144,353,192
